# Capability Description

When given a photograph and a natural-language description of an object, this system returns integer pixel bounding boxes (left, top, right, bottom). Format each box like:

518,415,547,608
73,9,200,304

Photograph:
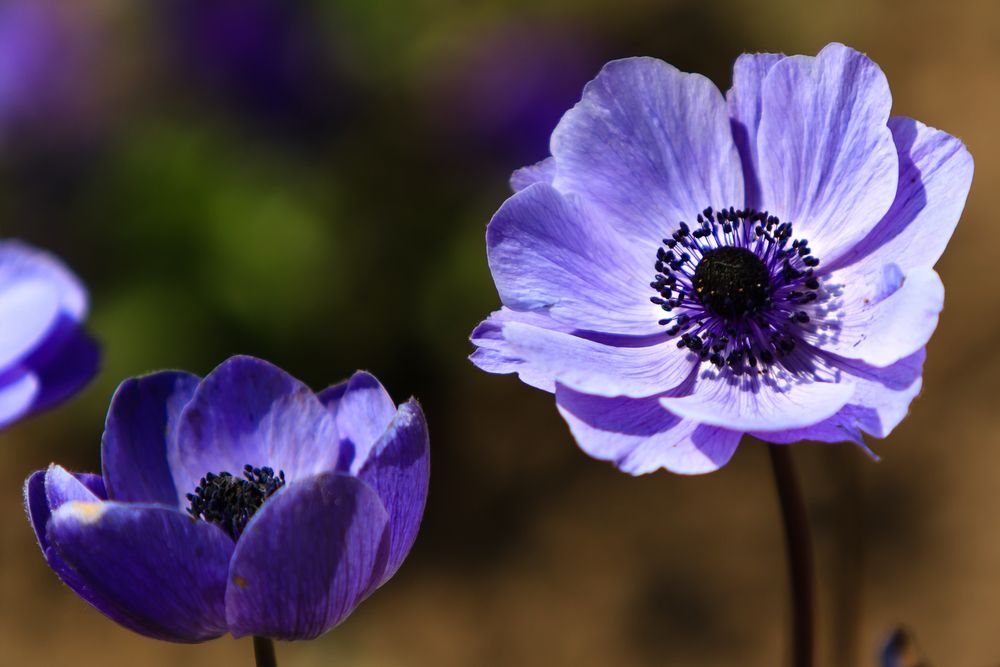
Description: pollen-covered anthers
187,465,286,540
649,206,823,375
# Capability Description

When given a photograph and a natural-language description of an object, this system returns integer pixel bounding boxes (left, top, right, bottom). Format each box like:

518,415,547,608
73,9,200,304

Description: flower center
692,246,770,319
650,206,823,375
186,465,285,540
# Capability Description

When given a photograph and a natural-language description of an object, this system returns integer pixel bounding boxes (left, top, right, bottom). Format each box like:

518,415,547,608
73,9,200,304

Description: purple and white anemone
470,43,973,474
25,356,429,642
0,241,97,428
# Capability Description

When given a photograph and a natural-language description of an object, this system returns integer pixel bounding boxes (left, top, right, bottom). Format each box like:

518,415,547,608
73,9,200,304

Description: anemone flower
471,42,973,475
26,356,429,662
0,241,97,428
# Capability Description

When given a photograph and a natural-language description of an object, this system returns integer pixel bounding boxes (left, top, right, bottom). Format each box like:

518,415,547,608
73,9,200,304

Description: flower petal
47,501,233,642
0,373,39,427
818,265,943,367
752,349,924,444
556,386,741,474
510,157,555,192
0,240,87,321
757,43,898,263
101,371,200,505
24,468,162,639
170,356,340,498
502,321,695,398
487,183,660,335
358,399,429,585
0,275,61,369
330,371,397,474
469,308,578,393
225,473,389,640
18,314,99,417
829,116,974,273
726,52,785,209
550,57,744,245
660,367,855,432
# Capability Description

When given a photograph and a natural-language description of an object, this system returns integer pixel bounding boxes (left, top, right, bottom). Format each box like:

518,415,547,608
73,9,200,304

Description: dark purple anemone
25,356,429,642
0,241,97,428
471,43,973,474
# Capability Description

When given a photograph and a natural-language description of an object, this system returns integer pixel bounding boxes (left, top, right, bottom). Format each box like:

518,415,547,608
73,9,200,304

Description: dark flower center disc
186,465,285,540
692,246,771,319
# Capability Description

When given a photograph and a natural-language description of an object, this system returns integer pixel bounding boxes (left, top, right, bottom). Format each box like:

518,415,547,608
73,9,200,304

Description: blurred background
0,0,994,665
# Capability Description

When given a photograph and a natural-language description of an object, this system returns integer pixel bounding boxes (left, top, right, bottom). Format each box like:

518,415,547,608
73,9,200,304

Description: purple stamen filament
650,206,822,375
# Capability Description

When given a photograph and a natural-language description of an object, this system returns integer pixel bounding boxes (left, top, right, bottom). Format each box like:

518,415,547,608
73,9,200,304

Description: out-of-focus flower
26,356,429,641
0,241,97,428
426,23,603,165
0,0,111,146
164,0,345,137
471,43,973,474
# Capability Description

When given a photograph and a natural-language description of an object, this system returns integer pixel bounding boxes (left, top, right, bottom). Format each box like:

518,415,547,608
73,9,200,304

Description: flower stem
253,636,277,667
768,444,814,667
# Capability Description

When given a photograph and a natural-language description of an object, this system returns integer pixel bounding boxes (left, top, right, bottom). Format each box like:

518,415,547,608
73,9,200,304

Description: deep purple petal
19,315,99,416
487,183,660,335
225,473,389,640
24,468,162,638
46,500,233,642
510,157,555,192
556,386,741,474
26,464,100,551
753,349,924,444
726,52,785,209
829,116,974,273
660,366,855,432
358,399,429,585
817,265,943,367
330,371,396,474
757,43,898,263
550,57,744,245
101,371,200,505
502,321,694,398
170,356,340,498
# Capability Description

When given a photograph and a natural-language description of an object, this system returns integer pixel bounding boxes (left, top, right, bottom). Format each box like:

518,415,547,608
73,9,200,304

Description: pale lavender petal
358,400,429,584
225,473,389,640
47,501,233,642
503,321,695,398
757,43,898,263
829,117,974,273
0,373,39,427
660,367,855,431
726,51,784,209
510,157,555,192
470,308,577,392
753,349,924,444
556,386,741,474
329,371,396,474
0,276,61,368
0,240,86,320
550,57,744,245
170,356,340,500
101,371,200,505
487,183,660,335
818,265,943,367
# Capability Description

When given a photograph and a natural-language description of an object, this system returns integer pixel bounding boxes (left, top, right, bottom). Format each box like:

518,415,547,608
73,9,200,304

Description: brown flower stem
253,636,277,667
769,444,815,667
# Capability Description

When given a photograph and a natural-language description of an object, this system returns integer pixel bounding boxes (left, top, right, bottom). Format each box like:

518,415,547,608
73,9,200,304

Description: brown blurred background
0,0,995,665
